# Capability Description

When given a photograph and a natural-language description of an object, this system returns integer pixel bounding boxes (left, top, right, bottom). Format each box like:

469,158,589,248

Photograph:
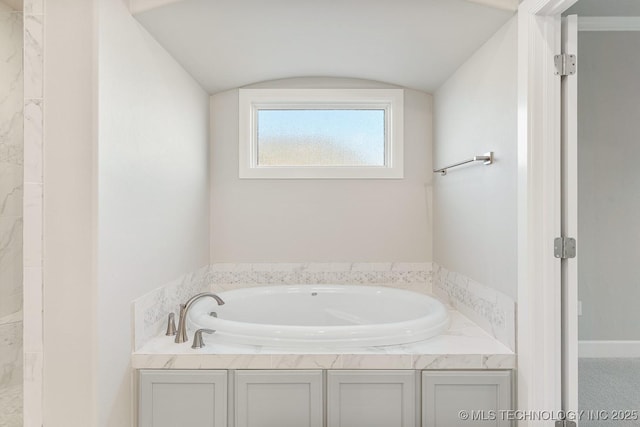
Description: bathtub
188,285,450,347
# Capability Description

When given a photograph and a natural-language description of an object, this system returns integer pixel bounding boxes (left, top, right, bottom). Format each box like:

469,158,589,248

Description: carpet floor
579,358,640,426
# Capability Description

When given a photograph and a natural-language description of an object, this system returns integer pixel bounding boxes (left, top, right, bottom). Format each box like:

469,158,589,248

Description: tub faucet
175,292,225,343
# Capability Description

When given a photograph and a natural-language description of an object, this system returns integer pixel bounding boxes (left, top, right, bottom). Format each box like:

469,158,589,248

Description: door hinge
554,237,576,259
555,421,577,427
554,54,576,76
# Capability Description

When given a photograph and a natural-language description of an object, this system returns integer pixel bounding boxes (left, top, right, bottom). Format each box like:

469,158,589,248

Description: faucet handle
165,312,177,336
191,328,216,349
175,304,188,343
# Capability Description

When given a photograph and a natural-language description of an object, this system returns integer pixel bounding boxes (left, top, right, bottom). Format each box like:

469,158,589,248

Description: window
239,89,404,179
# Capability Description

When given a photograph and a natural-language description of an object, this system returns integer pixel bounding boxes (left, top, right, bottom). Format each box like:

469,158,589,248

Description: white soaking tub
188,285,450,347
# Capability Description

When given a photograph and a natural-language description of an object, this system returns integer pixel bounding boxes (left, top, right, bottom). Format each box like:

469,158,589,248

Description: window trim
238,88,404,179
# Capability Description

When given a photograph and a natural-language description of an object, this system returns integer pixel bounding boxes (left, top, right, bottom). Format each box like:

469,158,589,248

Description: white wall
98,1,209,426
433,17,517,299
44,0,97,425
577,31,640,341
43,2,209,425
210,78,432,263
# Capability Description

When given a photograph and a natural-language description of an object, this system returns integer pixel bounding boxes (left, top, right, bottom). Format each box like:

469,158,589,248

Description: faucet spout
175,292,225,343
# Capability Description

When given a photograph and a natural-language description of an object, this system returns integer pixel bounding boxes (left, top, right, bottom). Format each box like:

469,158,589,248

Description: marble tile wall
0,1,23,320
22,0,44,426
432,263,516,350
0,2,24,426
208,262,432,294
0,314,23,427
133,265,212,350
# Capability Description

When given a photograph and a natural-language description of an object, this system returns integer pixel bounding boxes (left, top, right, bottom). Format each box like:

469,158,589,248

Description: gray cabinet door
235,370,323,427
138,370,227,427
327,370,418,427
422,371,512,427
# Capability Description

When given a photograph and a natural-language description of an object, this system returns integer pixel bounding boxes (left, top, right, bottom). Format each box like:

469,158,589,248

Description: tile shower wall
0,2,23,426
432,263,515,350
133,263,432,350
22,0,44,426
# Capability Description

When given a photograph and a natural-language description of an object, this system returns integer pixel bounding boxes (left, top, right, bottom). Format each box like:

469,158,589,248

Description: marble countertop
132,309,515,370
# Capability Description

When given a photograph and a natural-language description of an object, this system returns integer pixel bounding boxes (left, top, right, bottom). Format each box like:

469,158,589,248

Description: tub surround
432,263,515,350
134,262,516,353
133,262,433,350
132,309,514,370
133,265,211,351
132,262,514,371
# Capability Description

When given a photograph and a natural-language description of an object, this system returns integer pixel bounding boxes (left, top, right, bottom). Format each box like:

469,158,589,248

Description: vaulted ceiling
133,0,515,94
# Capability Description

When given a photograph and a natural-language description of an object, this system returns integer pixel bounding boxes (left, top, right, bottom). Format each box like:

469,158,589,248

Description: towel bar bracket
434,151,493,176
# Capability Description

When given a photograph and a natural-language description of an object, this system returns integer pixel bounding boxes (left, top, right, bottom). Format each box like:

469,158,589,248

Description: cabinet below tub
138,369,513,427
422,371,513,427
138,370,228,427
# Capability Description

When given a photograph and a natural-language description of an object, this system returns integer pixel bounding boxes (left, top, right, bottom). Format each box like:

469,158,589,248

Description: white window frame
238,88,404,179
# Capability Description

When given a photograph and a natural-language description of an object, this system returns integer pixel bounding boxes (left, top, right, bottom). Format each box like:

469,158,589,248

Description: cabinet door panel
139,370,227,427
235,370,323,427
327,370,417,427
422,371,512,427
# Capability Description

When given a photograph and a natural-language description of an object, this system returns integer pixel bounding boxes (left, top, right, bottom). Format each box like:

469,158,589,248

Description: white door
561,13,579,418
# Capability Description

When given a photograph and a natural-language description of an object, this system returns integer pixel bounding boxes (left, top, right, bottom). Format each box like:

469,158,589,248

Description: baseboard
579,340,640,358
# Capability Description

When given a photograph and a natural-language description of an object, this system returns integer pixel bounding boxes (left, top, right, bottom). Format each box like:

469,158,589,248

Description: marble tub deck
132,309,515,370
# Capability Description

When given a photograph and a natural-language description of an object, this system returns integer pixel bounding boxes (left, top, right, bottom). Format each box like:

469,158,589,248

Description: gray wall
433,17,518,299
210,77,433,263
578,31,640,341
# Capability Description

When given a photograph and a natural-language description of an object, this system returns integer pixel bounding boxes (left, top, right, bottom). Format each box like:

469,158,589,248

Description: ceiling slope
134,0,514,94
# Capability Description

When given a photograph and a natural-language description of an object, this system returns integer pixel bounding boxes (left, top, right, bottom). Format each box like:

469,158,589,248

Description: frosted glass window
256,110,385,167
239,88,404,179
